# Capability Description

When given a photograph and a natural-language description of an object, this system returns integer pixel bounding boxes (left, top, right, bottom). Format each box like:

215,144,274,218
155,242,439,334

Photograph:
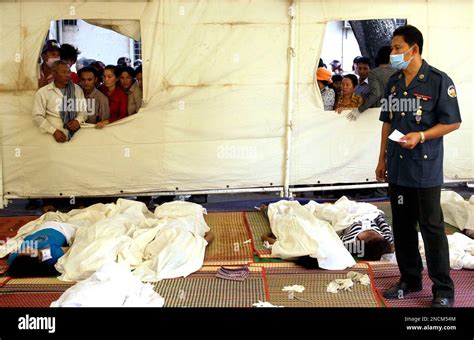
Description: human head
342,74,358,96
117,57,131,67
356,57,370,81
78,66,97,93
51,60,71,86
133,59,142,68
331,74,343,93
375,45,392,67
103,65,119,89
41,40,61,67
60,43,81,67
356,230,392,261
316,67,332,88
135,65,142,91
8,253,60,277
392,24,423,56
330,59,342,72
352,56,362,74
118,66,135,90
90,61,105,87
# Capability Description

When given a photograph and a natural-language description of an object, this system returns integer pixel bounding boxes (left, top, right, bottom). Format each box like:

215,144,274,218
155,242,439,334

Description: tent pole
283,1,296,198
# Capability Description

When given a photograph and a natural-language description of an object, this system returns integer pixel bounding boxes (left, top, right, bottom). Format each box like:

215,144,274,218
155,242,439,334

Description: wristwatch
419,131,425,143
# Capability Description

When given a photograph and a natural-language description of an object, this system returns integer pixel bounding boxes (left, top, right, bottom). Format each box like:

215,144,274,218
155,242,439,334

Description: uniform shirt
32,81,88,136
355,78,370,99
126,81,143,115
7,228,67,267
84,87,110,124
320,86,335,110
100,85,128,123
379,60,462,188
341,215,393,244
358,66,397,112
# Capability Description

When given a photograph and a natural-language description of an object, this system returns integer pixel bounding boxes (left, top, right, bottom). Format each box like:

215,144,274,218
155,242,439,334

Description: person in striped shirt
341,214,394,261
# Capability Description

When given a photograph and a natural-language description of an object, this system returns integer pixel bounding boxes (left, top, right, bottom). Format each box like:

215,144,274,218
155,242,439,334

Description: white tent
0,0,472,206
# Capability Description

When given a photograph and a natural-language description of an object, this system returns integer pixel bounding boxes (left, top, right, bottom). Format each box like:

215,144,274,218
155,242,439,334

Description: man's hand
95,120,109,129
375,159,387,182
346,109,360,121
53,130,67,143
67,119,81,132
399,132,421,150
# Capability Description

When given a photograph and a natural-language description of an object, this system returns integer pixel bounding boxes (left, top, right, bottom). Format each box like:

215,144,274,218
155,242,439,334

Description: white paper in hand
388,129,406,143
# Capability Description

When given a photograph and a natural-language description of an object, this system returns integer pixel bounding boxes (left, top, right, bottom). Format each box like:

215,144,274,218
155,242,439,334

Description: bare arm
376,122,391,182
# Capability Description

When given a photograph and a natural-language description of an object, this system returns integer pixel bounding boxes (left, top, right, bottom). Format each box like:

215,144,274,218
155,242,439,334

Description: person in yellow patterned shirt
334,74,364,113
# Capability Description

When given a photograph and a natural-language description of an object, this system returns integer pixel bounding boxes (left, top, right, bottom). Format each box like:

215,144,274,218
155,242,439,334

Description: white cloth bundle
305,196,383,233
441,191,474,231
267,200,355,270
51,262,165,307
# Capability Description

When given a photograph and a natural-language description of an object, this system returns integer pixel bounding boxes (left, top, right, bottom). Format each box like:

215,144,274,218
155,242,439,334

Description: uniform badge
447,85,457,98
415,106,423,124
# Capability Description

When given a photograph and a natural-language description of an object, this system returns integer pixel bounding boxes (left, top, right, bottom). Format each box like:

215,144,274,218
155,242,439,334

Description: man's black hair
134,65,142,77
375,45,392,66
362,238,391,261
60,44,81,63
392,24,424,55
118,66,135,79
8,256,59,278
331,74,343,82
77,66,97,78
356,56,370,67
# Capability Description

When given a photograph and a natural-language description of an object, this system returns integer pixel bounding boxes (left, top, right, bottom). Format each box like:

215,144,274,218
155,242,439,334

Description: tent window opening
315,18,407,112
37,19,143,129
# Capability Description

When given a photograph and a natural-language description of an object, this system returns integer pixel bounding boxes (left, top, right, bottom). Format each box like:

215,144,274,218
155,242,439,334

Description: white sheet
51,262,165,307
441,191,474,231
132,201,210,281
418,232,474,270
305,196,383,233
267,200,355,270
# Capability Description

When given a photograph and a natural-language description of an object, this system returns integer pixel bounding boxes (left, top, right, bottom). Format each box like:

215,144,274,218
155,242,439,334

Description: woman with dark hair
334,74,363,113
60,43,81,84
118,66,142,115
97,65,128,128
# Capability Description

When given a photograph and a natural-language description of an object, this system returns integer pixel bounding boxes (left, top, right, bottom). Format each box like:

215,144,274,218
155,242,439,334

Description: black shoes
431,297,454,308
383,281,422,299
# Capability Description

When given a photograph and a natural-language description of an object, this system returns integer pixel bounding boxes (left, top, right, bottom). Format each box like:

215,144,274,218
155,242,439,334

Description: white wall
60,20,131,66
320,21,361,74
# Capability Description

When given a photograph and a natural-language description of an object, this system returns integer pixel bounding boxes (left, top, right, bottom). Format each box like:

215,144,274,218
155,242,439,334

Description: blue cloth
379,60,462,188
8,228,67,266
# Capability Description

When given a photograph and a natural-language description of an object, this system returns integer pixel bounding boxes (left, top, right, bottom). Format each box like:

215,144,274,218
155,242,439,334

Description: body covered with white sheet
133,201,210,281
267,200,355,270
305,196,383,233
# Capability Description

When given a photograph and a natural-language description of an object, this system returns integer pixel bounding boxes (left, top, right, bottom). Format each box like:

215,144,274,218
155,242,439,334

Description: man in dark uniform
375,25,461,307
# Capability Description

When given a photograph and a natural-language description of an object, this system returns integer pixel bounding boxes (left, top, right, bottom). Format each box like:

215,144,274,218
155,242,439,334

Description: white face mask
46,57,60,68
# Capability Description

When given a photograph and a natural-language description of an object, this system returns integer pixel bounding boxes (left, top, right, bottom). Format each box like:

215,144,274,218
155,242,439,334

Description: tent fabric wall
0,0,472,199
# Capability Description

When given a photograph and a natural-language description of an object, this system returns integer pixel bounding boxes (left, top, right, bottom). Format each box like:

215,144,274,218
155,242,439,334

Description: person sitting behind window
334,74,364,113
135,65,143,92
38,40,61,88
316,67,336,111
97,65,128,128
78,67,110,127
60,43,81,84
118,66,142,115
